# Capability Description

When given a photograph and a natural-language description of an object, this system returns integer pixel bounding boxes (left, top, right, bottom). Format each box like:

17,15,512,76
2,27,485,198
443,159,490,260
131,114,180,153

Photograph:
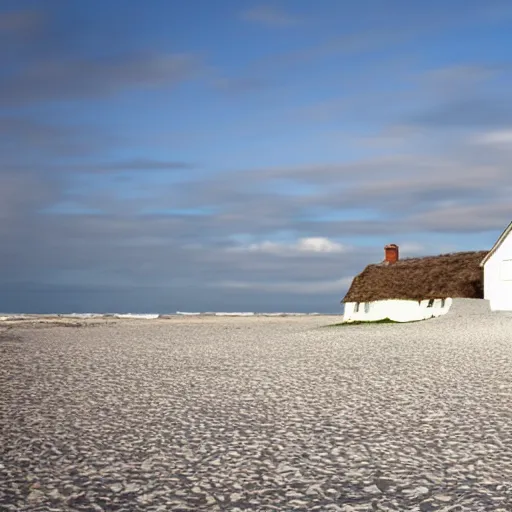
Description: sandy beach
2,301,512,511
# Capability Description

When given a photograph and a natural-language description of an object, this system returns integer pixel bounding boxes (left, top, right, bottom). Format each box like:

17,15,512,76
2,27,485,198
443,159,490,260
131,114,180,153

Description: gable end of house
480,221,512,267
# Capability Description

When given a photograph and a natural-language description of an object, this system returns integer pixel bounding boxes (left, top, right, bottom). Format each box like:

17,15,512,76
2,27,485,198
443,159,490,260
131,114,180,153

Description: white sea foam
0,314,33,321
0,311,336,321
67,313,105,318
214,312,255,317
175,311,329,317
66,313,162,319
113,313,161,319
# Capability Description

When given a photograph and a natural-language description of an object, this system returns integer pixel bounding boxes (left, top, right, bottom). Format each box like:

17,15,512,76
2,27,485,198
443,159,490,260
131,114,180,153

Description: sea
0,311,337,320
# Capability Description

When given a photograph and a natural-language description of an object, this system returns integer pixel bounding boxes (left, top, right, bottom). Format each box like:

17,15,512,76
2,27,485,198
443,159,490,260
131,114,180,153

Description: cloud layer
1,1,511,313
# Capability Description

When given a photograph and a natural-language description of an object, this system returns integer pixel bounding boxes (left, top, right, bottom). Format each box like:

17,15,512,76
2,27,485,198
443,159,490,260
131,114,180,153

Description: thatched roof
342,251,488,303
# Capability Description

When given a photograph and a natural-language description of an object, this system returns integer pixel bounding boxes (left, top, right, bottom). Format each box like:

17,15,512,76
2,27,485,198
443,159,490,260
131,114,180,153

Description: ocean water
0,311,334,320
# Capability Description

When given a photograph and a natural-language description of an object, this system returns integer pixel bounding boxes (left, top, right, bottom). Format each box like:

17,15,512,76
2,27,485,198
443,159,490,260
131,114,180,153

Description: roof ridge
367,249,488,266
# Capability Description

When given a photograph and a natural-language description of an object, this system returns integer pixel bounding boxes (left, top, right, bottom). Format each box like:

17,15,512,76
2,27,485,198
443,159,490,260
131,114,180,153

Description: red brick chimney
384,244,399,264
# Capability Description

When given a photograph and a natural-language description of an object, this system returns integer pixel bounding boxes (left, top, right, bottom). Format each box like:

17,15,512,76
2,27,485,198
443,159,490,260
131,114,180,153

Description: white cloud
473,130,512,145
217,276,354,294
230,237,348,255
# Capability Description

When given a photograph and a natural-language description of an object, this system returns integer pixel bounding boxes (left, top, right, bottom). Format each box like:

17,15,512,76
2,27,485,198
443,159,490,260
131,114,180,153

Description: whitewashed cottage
342,244,488,323
480,221,512,312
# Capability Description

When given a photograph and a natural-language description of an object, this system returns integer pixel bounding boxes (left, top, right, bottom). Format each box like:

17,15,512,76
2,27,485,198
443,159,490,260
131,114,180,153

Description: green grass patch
325,318,399,327
324,317,430,327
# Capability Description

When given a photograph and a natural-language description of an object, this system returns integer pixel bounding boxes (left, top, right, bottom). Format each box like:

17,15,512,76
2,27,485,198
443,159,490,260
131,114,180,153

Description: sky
1,0,512,313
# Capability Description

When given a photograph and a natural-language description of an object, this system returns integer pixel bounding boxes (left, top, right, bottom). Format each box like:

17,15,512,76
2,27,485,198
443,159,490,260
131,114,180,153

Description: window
427,299,434,308
441,298,446,308
354,302,359,312
364,302,370,313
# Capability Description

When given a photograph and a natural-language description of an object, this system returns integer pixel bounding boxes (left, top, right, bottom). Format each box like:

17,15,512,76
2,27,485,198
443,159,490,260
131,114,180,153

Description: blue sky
1,0,512,313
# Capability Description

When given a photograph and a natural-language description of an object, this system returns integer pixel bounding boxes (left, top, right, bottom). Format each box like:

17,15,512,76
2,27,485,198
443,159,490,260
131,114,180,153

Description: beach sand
2,301,512,511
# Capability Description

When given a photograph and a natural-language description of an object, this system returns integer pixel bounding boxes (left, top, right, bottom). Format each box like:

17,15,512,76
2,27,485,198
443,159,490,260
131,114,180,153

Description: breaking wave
112,314,160,319
65,313,161,319
176,311,324,317
0,311,333,321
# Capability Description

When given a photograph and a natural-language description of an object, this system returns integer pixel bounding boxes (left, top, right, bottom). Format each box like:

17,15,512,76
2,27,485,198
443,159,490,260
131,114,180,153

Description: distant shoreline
0,312,340,320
